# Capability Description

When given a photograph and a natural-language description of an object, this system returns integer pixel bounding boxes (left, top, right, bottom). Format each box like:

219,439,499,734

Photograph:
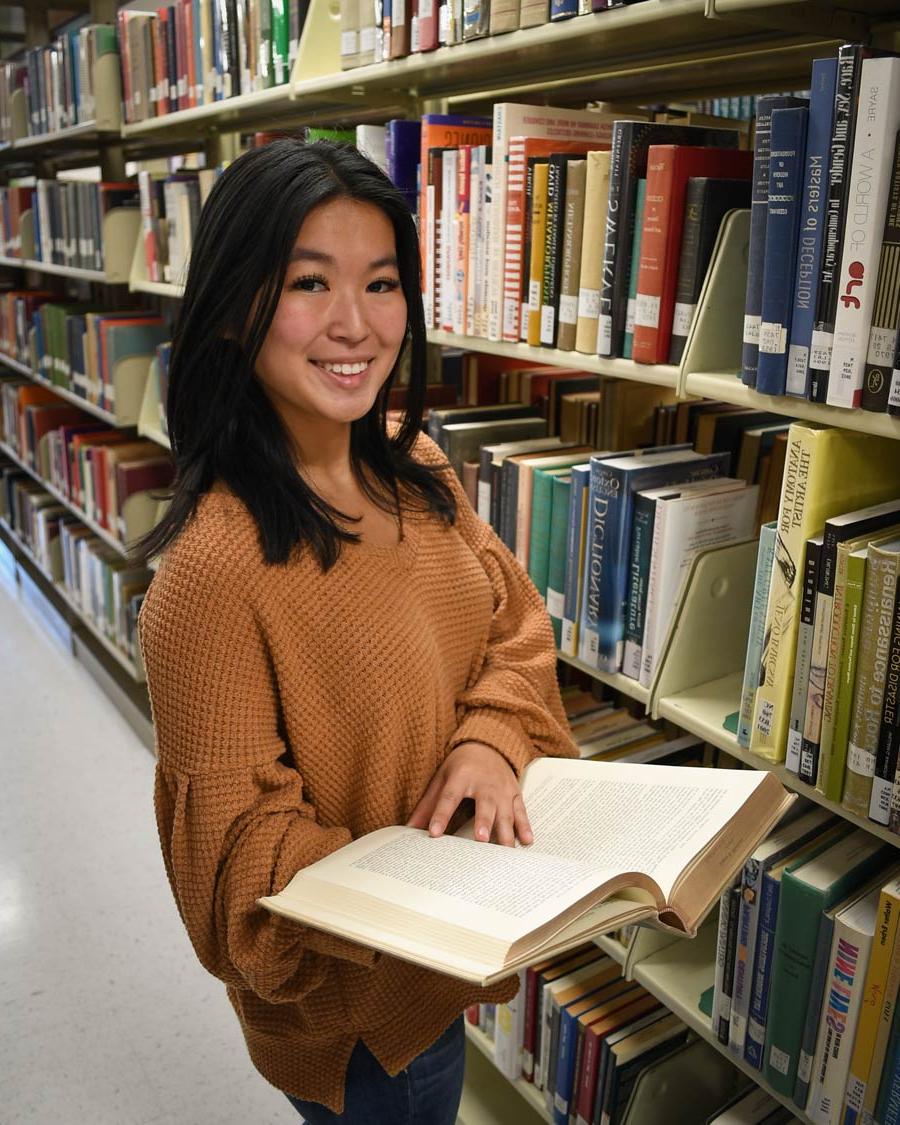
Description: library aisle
0,565,300,1124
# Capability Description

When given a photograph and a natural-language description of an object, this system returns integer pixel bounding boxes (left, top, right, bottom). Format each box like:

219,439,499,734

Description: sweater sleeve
412,431,581,779
139,515,377,1008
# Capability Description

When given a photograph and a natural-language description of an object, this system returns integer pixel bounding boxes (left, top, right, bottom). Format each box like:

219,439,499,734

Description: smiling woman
135,139,581,1124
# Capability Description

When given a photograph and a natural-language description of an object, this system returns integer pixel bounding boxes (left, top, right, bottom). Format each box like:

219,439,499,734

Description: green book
547,474,572,646
528,466,571,600
270,0,290,85
306,127,356,144
622,178,647,360
762,828,895,1095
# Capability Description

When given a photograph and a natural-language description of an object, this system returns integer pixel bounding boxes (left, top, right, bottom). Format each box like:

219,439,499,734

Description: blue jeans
285,1015,466,1124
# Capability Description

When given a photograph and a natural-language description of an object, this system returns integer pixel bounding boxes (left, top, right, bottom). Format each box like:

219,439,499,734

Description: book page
514,757,765,900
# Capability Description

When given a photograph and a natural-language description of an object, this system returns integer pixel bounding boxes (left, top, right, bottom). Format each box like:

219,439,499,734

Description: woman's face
254,196,407,435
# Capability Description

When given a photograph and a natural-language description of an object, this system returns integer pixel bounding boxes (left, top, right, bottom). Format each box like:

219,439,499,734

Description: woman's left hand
406,740,534,848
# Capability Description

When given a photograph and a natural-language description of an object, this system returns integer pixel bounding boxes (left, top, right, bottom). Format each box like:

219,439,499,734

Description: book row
0,180,139,273
0,375,173,549
739,486,900,837
0,456,151,667
115,1,310,126
740,48,900,414
0,21,117,142
0,292,170,421
712,808,900,1124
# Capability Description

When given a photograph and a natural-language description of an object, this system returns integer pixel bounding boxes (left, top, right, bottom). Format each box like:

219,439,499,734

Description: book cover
738,522,778,749
540,154,585,348
632,144,753,365
742,95,807,386
786,534,824,773
786,57,838,398
828,56,900,409
860,129,900,413
757,105,810,396
872,567,900,826
546,473,572,645
526,160,550,347
575,150,612,354
622,177,646,361
749,425,900,763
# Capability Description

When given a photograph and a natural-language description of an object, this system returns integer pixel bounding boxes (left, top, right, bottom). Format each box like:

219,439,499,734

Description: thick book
622,178,647,361
843,538,900,818
762,828,894,1096
872,567,900,826
756,105,810,396
512,448,594,568
749,424,900,763
632,144,753,366
259,757,791,986
738,522,778,750
827,55,900,409
786,57,838,399
860,129,900,413
540,154,583,348
561,462,592,659
599,121,739,359
574,150,612,354
741,95,808,387
785,534,824,773
667,176,751,366
556,159,588,353
526,159,551,347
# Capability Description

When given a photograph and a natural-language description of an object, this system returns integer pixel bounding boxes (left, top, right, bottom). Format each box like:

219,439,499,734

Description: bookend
103,206,142,284
292,0,343,83
108,355,154,426
137,358,169,448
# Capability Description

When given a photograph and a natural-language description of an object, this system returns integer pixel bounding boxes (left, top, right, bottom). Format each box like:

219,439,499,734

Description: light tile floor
0,560,301,1124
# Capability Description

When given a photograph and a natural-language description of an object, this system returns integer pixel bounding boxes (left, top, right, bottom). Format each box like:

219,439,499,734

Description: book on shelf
860,128,900,414
575,149,613,354
259,755,792,986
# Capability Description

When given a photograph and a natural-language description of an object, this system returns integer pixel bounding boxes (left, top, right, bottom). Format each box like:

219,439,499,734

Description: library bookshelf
2,2,900,1122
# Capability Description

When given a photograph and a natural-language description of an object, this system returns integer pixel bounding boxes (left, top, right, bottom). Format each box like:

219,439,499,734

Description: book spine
743,97,781,387
547,474,572,646
527,162,550,347
597,122,626,356
487,103,506,341
792,912,835,1109
870,573,900,824
502,139,527,342
860,130,900,413
540,156,565,347
809,45,865,403
562,465,590,658
828,58,900,409
666,176,705,366
757,107,810,396
557,160,587,353
728,855,766,1057
528,469,556,600
622,490,654,680
786,536,823,771
826,549,867,804
739,523,777,749
714,884,741,1044
816,545,856,797
892,320,900,416
621,178,646,360
799,578,834,787
575,151,610,353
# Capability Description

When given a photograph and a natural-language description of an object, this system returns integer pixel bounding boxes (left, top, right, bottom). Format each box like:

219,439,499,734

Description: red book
503,137,610,343
115,457,175,541
417,0,439,52
116,11,134,123
24,403,91,472
632,144,753,365
68,431,130,509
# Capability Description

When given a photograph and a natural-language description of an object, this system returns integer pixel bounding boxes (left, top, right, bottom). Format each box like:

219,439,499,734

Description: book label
867,326,896,367
809,329,833,371
625,298,635,334
635,293,660,330
410,17,419,51
755,697,774,738
890,369,900,409
847,742,874,776
420,0,435,16
672,302,694,338
546,588,564,618
540,305,555,344
596,314,612,355
769,1044,790,1076
559,294,578,326
561,619,574,651
796,1050,812,1085
393,0,407,24
341,30,358,56
361,26,377,52
871,776,892,824
759,322,787,356
529,280,541,311
786,344,808,394
577,287,599,320
503,298,518,337
785,728,802,772
799,746,815,781
743,314,760,346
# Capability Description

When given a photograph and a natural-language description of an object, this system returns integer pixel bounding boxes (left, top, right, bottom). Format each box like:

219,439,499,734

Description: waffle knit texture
138,427,581,1113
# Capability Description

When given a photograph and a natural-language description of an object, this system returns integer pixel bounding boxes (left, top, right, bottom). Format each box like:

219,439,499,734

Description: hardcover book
259,757,791,986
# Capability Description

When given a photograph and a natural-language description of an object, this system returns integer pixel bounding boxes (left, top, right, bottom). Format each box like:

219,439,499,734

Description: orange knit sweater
138,428,581,1113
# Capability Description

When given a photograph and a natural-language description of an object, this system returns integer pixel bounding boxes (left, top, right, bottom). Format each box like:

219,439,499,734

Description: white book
440,149,458,332
639,481,757,688
466,149,482,336
493,968,527,1080
486,104,614,340
806,881,883,1125
355,125,387,173
827,56,900,409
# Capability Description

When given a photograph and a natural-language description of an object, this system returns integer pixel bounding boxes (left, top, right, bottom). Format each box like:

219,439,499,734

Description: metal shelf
0,352,121,427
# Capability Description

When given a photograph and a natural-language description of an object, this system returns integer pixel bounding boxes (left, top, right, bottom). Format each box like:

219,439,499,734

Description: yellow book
526,161,550,348
574,149,612,354
845,874,900,1121
749,424,900,762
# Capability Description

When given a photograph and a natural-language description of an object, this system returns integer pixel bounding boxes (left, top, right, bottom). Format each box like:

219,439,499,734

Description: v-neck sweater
138,427,581,1113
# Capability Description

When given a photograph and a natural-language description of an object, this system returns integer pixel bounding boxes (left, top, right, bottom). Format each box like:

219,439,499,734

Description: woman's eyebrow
289,248,399,270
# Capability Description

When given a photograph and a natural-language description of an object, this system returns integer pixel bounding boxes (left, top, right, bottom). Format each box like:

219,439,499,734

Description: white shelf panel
683,372,900,440
0,352,120,426
557,650,651,706
138,423,171,450
120,82,296,139
656,672,900,849
428,330,681,389
0,351,32,378
130,278,185,299
0,516,145,682
0,438,129,558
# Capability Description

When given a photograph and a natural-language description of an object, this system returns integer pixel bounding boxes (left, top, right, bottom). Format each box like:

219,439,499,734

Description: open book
258,757,793,986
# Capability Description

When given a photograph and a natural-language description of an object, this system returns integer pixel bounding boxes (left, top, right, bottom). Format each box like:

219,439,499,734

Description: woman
138,139,580,1124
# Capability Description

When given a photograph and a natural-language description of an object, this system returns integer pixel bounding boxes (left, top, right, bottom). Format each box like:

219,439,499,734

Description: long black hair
136,138,456,571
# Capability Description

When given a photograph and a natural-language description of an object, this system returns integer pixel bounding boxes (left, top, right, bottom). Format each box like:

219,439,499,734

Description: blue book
738,522,777,748
193,0,204,103
785,57,838,398
741,95,807,386
744,858,791,1069
576,447,729,672
757,104,810,396
622,488,657,680
561,463,591,658
550,0,578,21
878,1003,900,1125
31,189,41,261
385,119,422,211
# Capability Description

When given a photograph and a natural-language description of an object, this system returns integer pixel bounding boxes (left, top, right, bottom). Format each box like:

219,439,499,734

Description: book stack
740,48,900,418
713,818,900,1124
0,19,118,141
137,167,219,287
116,0,310,123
